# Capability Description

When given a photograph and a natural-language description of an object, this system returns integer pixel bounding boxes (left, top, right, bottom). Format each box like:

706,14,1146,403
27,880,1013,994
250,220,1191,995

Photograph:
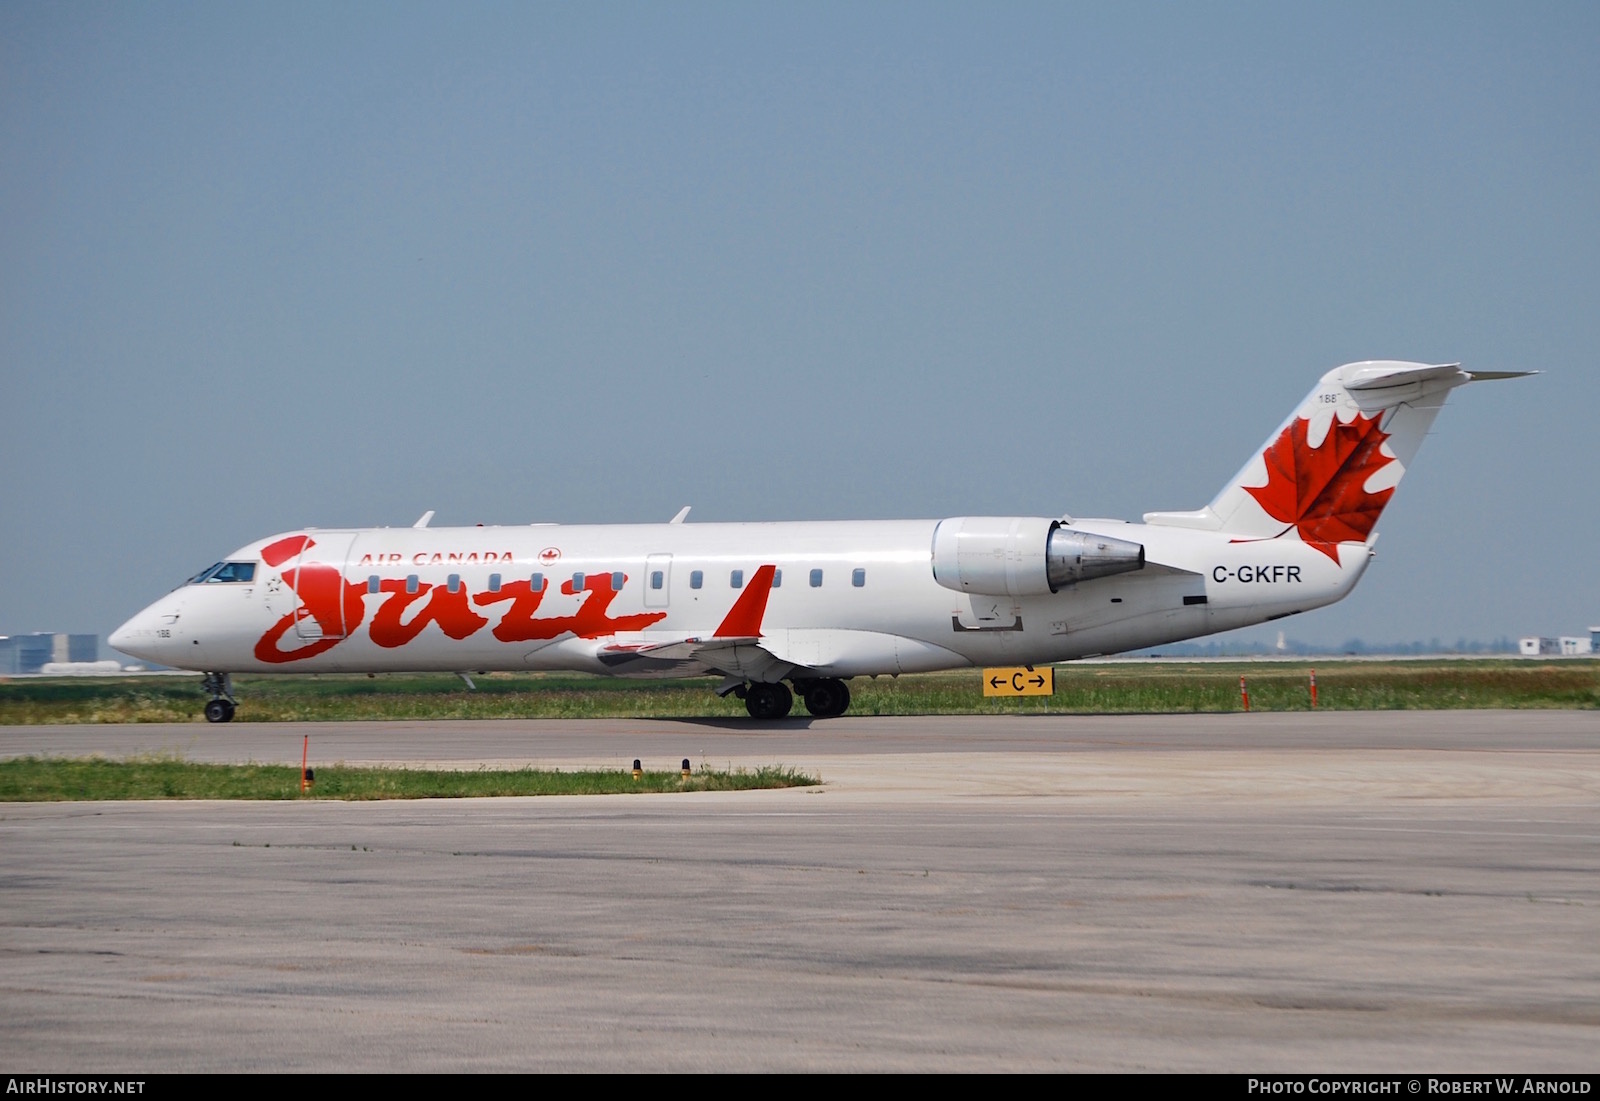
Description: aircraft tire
744,681,793,720
203,699,235,724
802,678,851,718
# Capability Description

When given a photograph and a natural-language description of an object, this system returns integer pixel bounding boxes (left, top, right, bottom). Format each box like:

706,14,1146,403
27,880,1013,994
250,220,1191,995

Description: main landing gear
743,681,792,719
739,678,852,720
201,672,236,723
798,678,851,718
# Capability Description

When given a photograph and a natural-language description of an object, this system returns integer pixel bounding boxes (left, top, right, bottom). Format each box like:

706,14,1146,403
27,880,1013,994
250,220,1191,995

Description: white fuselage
110,517,1364,679
109,360,1514,723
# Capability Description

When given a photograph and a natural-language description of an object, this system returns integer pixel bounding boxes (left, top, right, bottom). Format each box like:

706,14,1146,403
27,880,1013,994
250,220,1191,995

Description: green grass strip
1,661,1594,724
0,756,819,802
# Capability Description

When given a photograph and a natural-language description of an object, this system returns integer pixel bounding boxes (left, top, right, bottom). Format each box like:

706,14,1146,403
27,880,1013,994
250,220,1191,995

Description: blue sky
2,2,1595,646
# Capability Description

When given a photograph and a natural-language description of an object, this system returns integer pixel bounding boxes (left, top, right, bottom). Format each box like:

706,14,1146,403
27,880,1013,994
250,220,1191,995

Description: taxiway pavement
2,711,1596,1071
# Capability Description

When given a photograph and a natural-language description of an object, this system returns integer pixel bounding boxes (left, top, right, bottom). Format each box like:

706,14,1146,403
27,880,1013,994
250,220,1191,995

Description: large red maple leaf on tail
1244,413,1396,562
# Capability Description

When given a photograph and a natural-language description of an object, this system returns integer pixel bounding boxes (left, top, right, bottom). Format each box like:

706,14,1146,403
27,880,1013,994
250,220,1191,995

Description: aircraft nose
108,615,141,654
108,611,148,658
108,602,175,662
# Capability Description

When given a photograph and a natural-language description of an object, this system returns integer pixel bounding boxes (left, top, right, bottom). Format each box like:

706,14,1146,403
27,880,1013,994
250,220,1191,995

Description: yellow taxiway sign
982,666,1055,697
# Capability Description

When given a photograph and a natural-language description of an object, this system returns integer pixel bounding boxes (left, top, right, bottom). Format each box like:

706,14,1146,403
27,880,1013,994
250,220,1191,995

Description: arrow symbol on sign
989,676,1005,689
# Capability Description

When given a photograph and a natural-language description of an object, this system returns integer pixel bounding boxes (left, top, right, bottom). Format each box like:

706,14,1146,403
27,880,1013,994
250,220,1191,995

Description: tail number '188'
1213,565,1302,583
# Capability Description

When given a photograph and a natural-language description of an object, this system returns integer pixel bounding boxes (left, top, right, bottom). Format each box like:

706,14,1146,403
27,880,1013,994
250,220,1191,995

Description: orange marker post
1309,668,1318,709
1239,675,1251,712
301,735,309,795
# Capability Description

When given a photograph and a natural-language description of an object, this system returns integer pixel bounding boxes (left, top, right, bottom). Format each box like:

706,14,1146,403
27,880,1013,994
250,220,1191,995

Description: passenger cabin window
571,572,585,590
852,568,866,588
189,561,256,584
772,569,782,588
447,573,461,594
809,569,823,588
530,572,545,592
406,574,419,594
730,569,744,589
367,575,381,594
650,570,664,590
610,571,624,591
488,573,502,593
689,570,703,589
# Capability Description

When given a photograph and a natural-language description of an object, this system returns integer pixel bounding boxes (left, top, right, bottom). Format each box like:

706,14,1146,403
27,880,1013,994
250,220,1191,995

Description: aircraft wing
594,563,796,680
598,635,758,661
595,635,796,680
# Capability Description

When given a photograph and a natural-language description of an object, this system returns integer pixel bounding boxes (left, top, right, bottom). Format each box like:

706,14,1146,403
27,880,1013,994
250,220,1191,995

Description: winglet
413,510,435,529
670,506,691,524
713,565,776,638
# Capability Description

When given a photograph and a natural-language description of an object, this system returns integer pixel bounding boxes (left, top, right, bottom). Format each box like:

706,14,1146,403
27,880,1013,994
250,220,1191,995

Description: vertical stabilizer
1143,362,1478,558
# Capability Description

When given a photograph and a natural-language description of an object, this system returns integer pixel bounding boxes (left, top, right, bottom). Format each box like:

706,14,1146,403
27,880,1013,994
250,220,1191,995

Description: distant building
0,634,99,674
1519,635,1595,657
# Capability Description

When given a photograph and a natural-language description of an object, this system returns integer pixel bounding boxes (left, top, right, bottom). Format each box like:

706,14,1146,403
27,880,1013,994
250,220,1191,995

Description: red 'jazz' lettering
473,575,666,642
369,581,490,649
562,574,666,638
473,580,551,642
254,536,668,661
292,562,363,639
253,613,345,664
253,536,369,664
260,535,311,567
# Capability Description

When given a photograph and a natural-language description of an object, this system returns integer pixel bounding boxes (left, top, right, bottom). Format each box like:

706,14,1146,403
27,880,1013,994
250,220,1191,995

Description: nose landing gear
201,672,236,723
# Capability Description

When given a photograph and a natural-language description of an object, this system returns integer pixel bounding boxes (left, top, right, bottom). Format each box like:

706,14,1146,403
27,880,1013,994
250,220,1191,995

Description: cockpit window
187,561,256,584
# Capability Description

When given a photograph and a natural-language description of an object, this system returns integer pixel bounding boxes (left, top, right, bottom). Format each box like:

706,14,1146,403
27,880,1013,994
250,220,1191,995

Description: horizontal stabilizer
1338,362,1463,390
1466,370,1538,382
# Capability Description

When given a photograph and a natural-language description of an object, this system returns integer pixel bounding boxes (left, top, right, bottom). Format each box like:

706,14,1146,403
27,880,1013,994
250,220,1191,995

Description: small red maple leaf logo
1244,413,1396,562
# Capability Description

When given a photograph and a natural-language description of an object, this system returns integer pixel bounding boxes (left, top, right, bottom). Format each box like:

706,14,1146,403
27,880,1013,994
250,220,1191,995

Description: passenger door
644,553,672,609
291,532,359,640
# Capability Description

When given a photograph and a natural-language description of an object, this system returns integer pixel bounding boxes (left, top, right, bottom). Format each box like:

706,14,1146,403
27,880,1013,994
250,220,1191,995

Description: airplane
109,361,1527,723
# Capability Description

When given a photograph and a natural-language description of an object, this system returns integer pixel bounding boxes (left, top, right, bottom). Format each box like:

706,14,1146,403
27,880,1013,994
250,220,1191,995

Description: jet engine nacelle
930,517,1145,597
